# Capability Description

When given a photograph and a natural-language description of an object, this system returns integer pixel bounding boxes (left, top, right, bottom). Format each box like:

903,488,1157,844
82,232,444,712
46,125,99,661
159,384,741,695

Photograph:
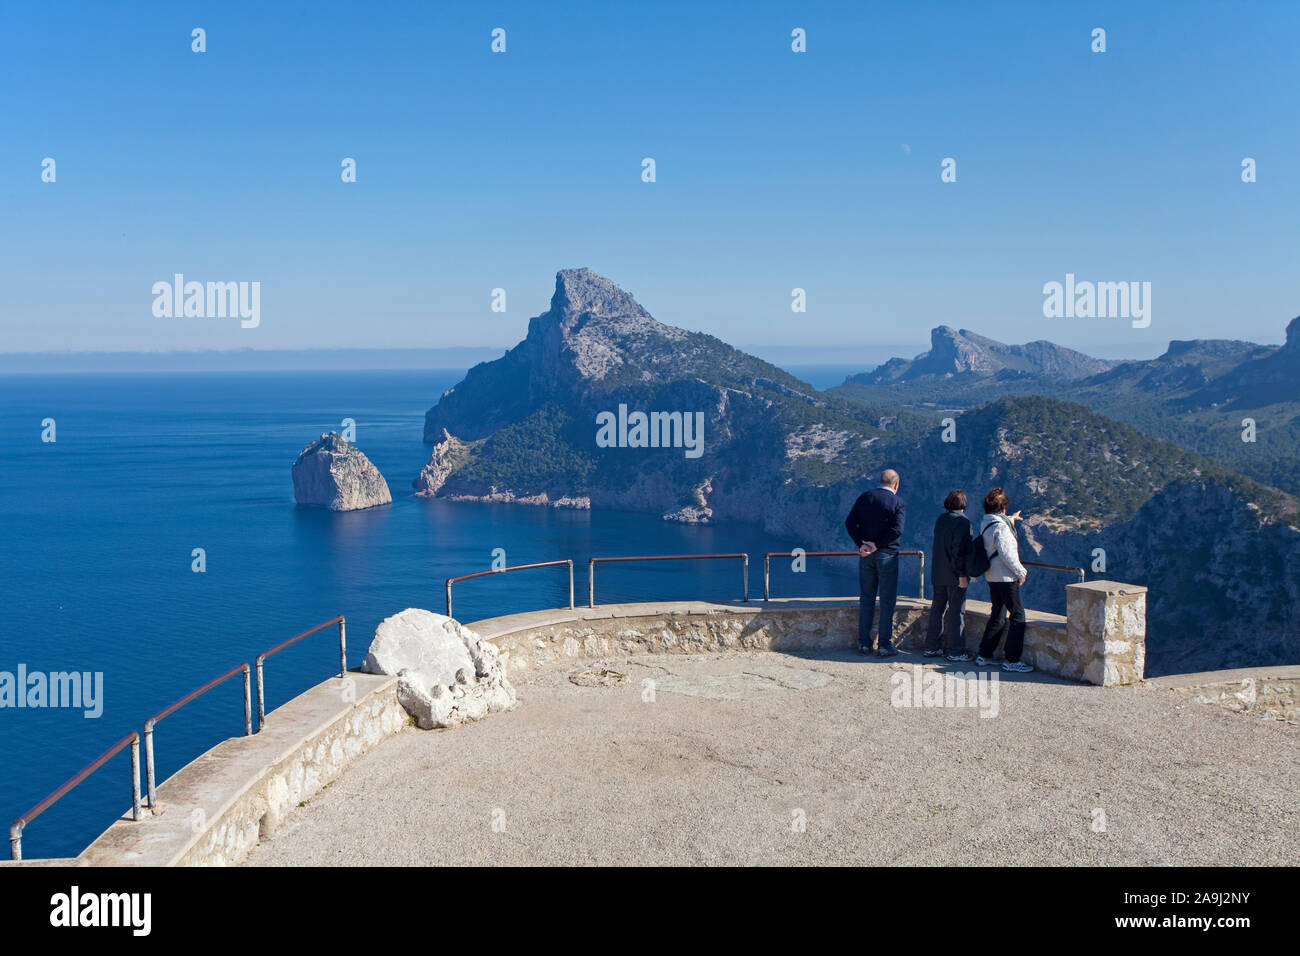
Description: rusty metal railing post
918,552,926,599
8,822,20,862
255,655,266,732
763,553,771,602
130,735,142,821
242,663,252,736
742,554,749,602
588,558,596,608
445,579,453,617
338,617,347,678
143,718,157,809
567,559,574,609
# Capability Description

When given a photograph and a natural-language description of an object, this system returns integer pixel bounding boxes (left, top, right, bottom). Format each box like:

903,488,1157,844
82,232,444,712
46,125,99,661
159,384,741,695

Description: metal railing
763,549,926,601
143,662,252,809
1024,561,1086,583
445,560,574,619
254,616,347,732
9,614,346,860
9,731,141,862
588,553,749,607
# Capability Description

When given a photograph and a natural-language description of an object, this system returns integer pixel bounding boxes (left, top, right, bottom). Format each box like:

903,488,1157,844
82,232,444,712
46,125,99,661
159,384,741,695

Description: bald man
844,468,907,657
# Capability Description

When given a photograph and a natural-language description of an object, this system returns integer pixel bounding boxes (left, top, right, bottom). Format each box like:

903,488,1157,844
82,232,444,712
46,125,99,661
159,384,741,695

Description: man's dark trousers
858,550,899,651
924,583,967,655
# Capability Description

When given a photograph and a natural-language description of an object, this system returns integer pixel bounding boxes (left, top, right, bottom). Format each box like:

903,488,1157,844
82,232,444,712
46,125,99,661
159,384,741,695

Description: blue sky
1,0,1296,356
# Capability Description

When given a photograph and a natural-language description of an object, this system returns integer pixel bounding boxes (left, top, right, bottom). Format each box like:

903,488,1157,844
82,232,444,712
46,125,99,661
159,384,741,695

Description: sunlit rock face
292,431,392,512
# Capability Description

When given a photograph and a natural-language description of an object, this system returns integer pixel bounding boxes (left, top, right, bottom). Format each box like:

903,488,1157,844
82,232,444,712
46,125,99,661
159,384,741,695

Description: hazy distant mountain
1081,338,1275,397
0,347,506,373
852,326,1115,385
1179,317,1300,408
831,317,1300,495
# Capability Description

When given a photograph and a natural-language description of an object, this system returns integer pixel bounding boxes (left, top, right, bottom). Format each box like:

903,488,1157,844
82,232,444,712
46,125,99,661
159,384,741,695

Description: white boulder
362,608,515,729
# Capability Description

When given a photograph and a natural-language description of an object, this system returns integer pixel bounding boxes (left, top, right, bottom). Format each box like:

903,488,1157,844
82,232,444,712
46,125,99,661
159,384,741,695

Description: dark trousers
978,580,1027,663
858,551,899,650
924,584,967,654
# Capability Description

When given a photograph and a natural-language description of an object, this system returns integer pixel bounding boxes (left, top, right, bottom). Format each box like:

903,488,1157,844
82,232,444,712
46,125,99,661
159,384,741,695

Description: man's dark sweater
844,487,906,554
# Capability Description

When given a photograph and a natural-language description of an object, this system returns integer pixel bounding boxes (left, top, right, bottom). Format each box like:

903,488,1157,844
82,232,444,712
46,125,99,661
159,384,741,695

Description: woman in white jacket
975,487,1034,672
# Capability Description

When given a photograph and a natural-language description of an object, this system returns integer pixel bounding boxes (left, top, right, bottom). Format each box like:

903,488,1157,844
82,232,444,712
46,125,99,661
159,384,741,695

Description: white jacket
980,514,1027,583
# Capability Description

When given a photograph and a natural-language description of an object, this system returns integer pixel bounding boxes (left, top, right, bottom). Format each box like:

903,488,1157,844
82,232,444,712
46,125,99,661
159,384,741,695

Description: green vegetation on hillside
451,406,597,494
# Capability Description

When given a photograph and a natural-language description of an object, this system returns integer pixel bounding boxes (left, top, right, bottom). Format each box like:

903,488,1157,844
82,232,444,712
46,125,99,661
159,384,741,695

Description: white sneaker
975,655,997,667
1002,660,1034,673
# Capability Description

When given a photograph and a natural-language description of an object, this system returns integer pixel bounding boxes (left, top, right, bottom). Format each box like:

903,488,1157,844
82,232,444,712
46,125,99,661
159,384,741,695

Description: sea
0,367,882,859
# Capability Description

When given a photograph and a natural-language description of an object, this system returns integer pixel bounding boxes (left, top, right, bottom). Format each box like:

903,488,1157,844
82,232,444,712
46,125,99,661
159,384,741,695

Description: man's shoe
857,644,873,656
975,655,997,666
1002,660,1035,673
922,649,944,658
877,645,900,658
946,651,973,663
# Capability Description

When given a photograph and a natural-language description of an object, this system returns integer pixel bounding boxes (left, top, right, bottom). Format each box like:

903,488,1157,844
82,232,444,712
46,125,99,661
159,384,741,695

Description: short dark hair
943,489,967,511
983,487,1009,514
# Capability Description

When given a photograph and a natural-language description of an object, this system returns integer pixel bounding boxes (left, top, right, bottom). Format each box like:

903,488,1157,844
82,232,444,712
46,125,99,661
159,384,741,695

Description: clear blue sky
2,0,1296,356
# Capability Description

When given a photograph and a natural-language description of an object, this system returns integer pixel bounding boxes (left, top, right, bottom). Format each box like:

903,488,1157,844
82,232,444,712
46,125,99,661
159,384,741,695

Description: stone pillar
1065,580,1147,686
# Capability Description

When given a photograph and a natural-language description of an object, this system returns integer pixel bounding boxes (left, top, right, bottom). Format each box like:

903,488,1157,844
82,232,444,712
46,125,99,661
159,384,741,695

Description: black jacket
845,487,906,554
931,510,973,587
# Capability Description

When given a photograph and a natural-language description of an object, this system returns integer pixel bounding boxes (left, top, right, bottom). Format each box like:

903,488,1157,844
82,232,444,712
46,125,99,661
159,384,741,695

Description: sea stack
292,432,392,511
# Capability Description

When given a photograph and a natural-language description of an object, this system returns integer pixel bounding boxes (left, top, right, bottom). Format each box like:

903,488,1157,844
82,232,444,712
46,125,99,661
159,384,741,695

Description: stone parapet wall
470,589,1146,687
78,674,408,867
1148,667,1300,724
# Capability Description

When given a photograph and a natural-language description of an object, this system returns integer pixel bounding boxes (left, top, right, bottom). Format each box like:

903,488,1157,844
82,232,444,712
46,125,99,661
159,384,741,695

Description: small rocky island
292,432,392,511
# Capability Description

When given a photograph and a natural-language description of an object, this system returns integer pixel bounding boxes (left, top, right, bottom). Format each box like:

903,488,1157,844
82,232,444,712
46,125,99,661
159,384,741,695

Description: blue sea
0,369,882,859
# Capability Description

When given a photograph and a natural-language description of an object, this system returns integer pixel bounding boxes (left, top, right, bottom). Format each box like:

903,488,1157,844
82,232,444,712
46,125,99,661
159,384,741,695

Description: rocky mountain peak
860,326,1114,384
1285,315,1300,350
928,326,1003,374
423,267,824,446
549,268,651,324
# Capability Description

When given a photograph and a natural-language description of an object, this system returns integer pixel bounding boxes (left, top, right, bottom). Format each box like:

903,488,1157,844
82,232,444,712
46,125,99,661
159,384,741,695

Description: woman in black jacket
924,489,974,661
